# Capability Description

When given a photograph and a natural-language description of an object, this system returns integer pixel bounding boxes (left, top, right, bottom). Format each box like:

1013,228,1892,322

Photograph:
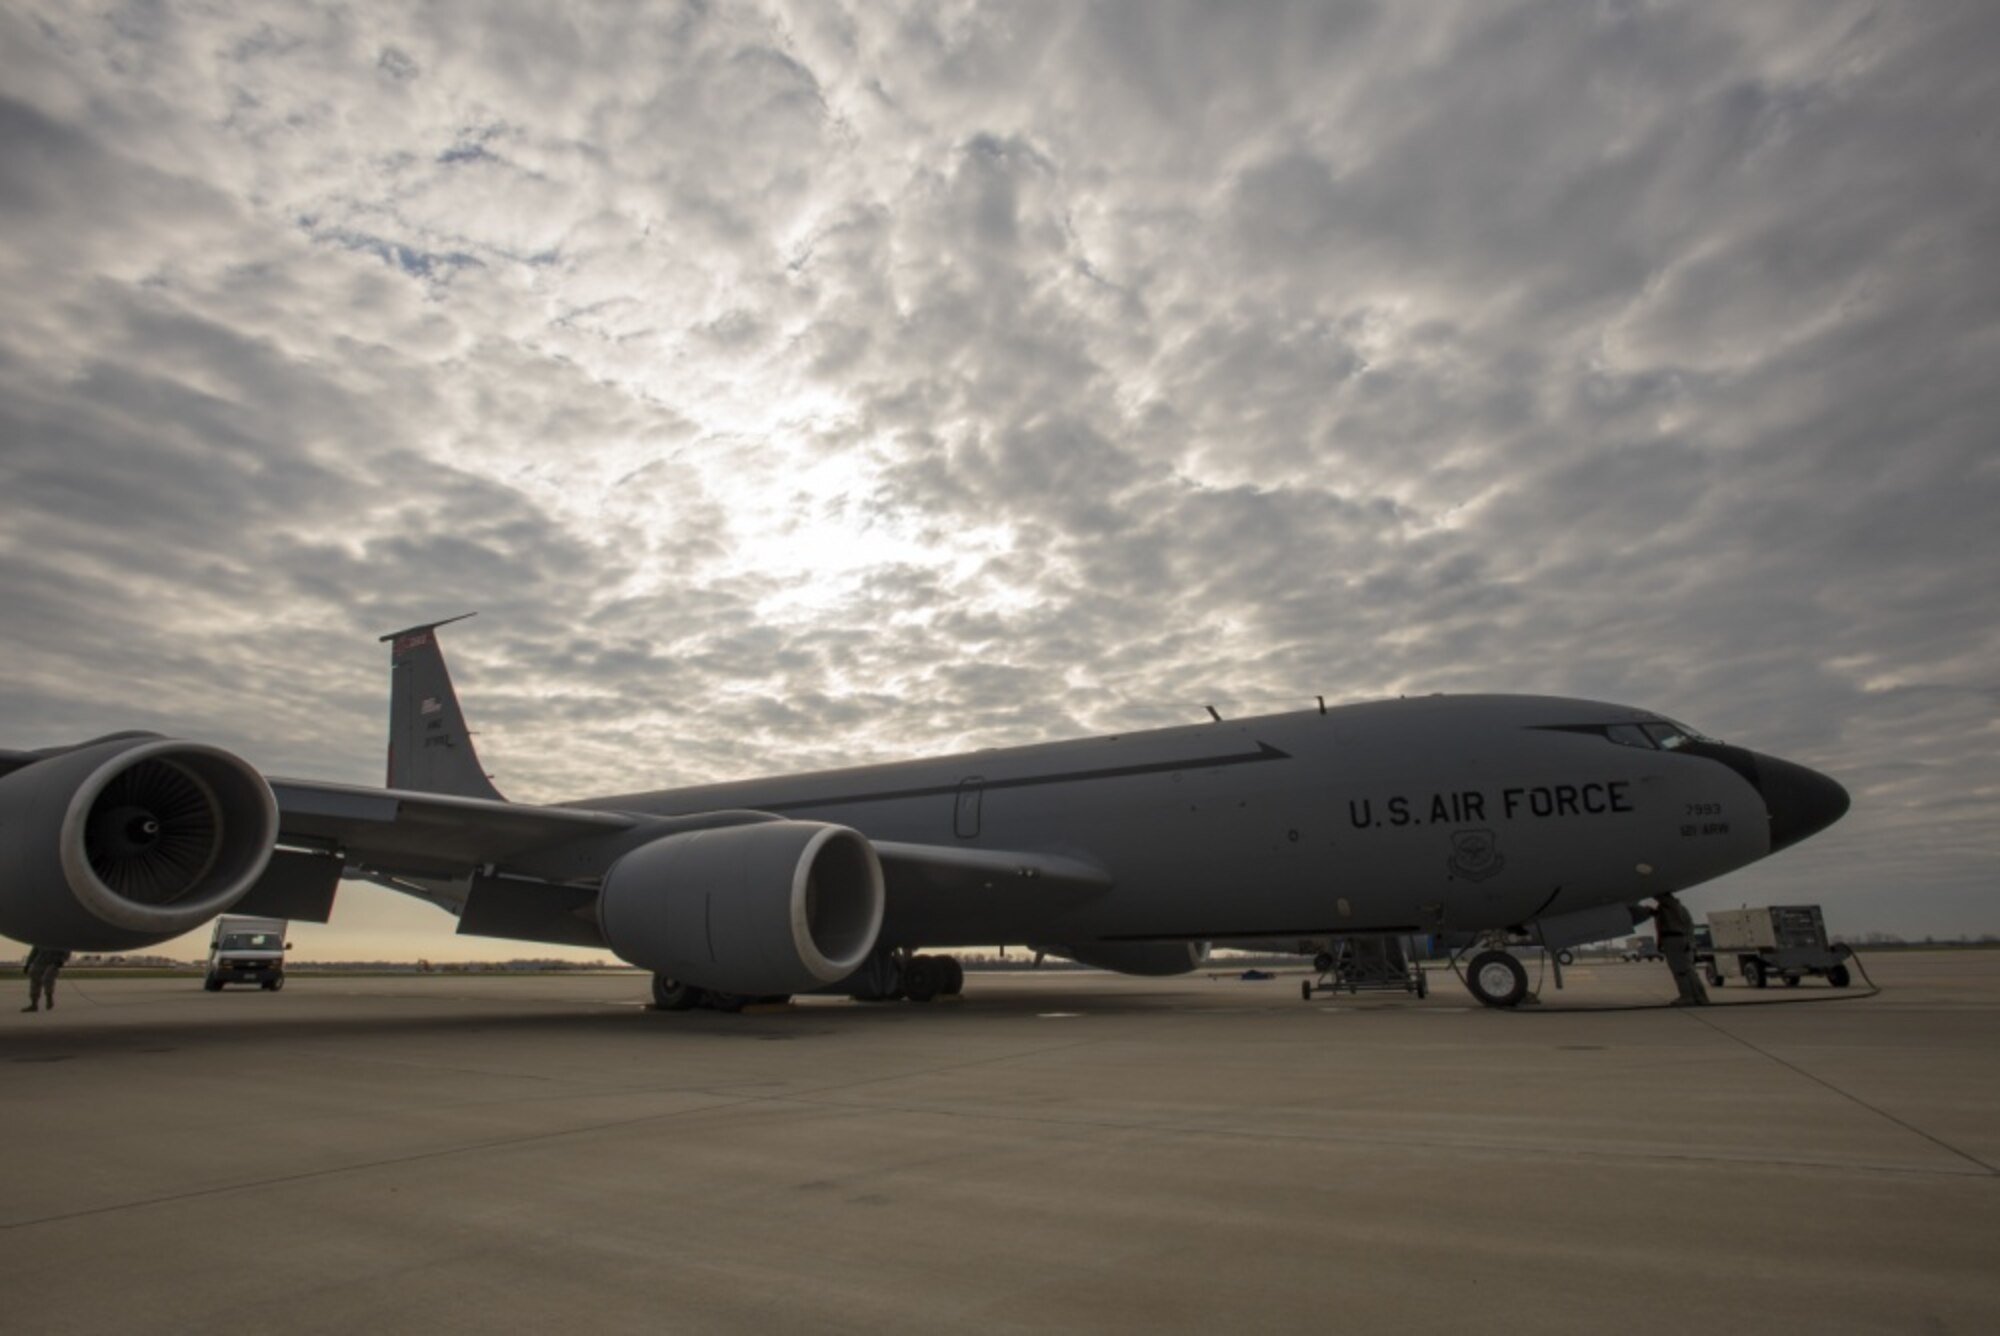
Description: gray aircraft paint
334,626,1846,972
572,695,1776,948
0,621,1845,993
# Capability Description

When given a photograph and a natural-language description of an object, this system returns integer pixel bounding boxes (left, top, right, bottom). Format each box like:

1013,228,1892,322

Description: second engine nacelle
1041,940,1211,976
597,821,885,997
0,733,279,951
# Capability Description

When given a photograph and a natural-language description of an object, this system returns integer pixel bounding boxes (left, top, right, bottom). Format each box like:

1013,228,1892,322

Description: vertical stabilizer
380,614,505,801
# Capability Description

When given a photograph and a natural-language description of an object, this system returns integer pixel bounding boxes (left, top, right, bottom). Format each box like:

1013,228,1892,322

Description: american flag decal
395,632,431,653
421,696,442,715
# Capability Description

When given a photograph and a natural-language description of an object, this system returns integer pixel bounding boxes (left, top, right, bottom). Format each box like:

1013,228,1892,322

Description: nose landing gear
1464,949,1530,1008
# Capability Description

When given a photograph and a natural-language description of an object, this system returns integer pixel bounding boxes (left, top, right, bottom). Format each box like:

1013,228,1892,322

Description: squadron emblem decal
1447,827,1504,882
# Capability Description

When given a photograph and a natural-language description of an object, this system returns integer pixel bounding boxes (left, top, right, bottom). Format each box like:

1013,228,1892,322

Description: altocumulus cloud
1,0,1996,956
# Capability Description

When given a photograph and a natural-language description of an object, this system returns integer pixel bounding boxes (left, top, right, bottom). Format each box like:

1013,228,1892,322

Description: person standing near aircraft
1651,895,1708,1006
22,945,70,1012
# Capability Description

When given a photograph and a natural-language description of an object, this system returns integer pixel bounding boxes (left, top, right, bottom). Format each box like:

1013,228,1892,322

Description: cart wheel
1301,980,1313,1002
1707,969,1724,987
1743,958,1767,989
1784,974,1801,988
1415,969,1429,999
1827,964,1851,989
1555,948,1575,967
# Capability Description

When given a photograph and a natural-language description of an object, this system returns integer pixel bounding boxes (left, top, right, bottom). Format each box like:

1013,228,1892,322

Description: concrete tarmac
4,952,1998,1334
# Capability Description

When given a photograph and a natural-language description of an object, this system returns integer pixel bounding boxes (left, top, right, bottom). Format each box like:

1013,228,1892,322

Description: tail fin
380,614,505,800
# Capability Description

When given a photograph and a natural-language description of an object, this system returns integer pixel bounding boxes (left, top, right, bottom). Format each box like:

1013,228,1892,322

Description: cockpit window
1644,717,1720,749
1534,720,1718,749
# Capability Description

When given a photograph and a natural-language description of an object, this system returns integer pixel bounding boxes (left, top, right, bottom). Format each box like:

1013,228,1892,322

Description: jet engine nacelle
1043,940,1211,976
597,821,885,997
0,734,279,951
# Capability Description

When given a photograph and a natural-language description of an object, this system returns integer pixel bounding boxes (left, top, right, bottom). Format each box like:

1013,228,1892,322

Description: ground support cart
1706,905,1854,989
1301,935,1429,1000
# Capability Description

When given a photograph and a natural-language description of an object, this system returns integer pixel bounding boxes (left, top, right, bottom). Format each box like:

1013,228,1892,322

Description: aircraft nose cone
1755,754,1851,853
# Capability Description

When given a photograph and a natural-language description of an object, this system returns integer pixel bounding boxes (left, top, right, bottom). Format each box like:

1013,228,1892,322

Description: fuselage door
954,777,984,839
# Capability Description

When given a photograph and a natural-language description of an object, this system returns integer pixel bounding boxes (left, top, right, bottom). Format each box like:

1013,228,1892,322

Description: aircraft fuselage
577,693,1836,950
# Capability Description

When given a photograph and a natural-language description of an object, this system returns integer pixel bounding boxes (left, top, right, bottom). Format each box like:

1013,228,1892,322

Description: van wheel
263,977,283,992
204,976,223,992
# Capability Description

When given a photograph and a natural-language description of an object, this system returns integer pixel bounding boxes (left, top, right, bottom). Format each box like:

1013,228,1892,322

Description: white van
205,915,290,991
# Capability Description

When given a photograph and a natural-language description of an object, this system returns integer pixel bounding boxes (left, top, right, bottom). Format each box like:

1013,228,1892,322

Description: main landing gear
848,949,966,1004
648,976,788,1013
648,949,968,1013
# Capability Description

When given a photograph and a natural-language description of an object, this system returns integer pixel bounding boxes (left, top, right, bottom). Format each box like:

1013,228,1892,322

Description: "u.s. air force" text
1348,782,1634,829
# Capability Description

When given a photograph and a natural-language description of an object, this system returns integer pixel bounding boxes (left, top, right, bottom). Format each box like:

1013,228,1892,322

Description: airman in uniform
22,946,71,1012
1651,895,1708,1006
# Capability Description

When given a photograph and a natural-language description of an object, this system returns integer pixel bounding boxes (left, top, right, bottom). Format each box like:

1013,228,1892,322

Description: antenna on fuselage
1205,705,1222,722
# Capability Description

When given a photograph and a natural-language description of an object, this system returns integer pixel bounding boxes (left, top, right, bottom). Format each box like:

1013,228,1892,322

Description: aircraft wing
267,779,1112,934
270,778,644,877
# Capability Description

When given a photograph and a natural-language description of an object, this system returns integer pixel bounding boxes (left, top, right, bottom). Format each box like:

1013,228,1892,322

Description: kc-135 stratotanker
0,618,1849,1009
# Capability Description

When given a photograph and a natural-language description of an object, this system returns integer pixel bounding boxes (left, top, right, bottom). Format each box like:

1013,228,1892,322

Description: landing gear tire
904,955,943,1003
940,956,965,996
1465,950,1529,1009
1827,964,1852,989
651,975,705,1011
1743,958,1767,989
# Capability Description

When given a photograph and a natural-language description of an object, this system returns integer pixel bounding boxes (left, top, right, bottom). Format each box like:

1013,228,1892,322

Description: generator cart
1706,905,1852,989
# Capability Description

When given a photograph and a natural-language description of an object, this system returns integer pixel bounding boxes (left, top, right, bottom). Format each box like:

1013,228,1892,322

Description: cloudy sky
3,1,1995,960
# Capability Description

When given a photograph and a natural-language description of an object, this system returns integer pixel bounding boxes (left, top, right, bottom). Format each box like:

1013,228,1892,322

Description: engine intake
597,821,885,997
0,734,279,950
